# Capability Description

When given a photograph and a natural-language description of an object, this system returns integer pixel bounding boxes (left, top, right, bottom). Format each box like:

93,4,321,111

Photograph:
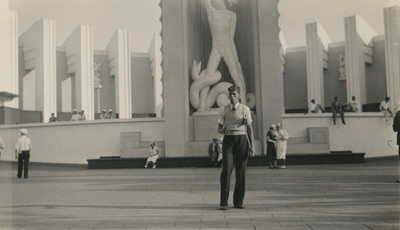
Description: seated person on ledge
380,96,393,123
305,99,325,114
344,96,359,112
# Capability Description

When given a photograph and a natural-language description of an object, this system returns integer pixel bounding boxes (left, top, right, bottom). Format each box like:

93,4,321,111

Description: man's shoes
144,165,147,168
220,206,227,210
17,176,21,179
234,205,244,209
152,165,156,169
396,179,400,183
24,177,28,179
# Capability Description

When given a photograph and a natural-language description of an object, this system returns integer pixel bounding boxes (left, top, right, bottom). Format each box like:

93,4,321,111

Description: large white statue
190,0,254,112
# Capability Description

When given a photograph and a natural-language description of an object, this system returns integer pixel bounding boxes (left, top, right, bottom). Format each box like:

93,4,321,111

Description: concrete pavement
0,158,399,230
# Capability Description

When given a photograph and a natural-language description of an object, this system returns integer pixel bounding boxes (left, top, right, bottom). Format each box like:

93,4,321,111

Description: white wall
282,113,398,158
0,119,164,164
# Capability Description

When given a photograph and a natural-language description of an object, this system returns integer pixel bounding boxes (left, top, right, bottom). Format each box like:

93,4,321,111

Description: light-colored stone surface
0,158,399,229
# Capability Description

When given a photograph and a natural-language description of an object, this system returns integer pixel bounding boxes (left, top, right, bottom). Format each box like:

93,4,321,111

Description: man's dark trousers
17,151,30,178
220,135,249,207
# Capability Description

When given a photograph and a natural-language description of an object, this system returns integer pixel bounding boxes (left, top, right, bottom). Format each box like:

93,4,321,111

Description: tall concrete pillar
344,16,376,107
19,19,57,123
62,25,95,120
384,6,400,109
161,0,189,157
306,23,331,107
0,3,18,108
106,30,132,119
149,32,163,118
257,0,284,154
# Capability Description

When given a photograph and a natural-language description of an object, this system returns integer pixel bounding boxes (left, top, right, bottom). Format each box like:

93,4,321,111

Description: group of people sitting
99,109,115,119
71,109,86,121
305,96,397,125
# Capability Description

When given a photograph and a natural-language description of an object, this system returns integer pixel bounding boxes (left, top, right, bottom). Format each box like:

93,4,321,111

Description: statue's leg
223,50,247,105
198,49,222,111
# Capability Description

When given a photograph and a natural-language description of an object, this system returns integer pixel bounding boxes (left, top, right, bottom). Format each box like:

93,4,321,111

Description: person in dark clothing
332,96,346,125
393,102,400,159
266,124,278,169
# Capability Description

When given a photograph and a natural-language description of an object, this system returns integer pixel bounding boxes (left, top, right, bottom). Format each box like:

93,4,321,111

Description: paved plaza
0,158,399,230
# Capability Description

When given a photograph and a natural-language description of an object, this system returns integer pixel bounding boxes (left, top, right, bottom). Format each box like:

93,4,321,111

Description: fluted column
384,6,400,108
106,30,132,119
306,23,331,107
0,5,18,108
62,25,95,120
149,32,163,118
345,16,376,107
19,19,57,123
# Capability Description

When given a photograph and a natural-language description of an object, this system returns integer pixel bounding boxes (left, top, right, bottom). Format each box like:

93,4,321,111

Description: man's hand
248,146,254,158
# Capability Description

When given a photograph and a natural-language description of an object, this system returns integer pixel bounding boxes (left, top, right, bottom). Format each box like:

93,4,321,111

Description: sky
8,0,400,53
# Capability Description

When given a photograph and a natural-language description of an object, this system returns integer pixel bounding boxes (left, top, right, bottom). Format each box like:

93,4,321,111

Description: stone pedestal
193,111,222,141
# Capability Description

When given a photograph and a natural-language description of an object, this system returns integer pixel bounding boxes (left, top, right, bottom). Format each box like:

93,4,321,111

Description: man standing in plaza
15,129,32,179
0,137,5,159
393,102,400,159
217,85,254,210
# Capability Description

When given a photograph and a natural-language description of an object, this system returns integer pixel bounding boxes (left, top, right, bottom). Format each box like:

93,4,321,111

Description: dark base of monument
87,152,365,169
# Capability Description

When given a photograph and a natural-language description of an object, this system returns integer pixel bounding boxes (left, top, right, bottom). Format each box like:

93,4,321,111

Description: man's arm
218,124,225,134
246,124,254,156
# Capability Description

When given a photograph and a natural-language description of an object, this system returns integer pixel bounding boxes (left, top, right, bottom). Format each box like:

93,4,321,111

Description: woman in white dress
145,142,159,169
275,123,289,169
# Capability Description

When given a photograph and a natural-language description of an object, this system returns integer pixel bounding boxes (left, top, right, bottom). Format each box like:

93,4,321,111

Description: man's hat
20,129,28,134
108,109,113,112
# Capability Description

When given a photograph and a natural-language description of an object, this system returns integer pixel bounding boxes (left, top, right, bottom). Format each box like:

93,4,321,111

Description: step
87,152,365,169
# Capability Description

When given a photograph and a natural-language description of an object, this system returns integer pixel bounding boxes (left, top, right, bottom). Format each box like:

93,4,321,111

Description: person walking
276,123,289,169
15,129,32,179
266,124,278,169
217,85,253,210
